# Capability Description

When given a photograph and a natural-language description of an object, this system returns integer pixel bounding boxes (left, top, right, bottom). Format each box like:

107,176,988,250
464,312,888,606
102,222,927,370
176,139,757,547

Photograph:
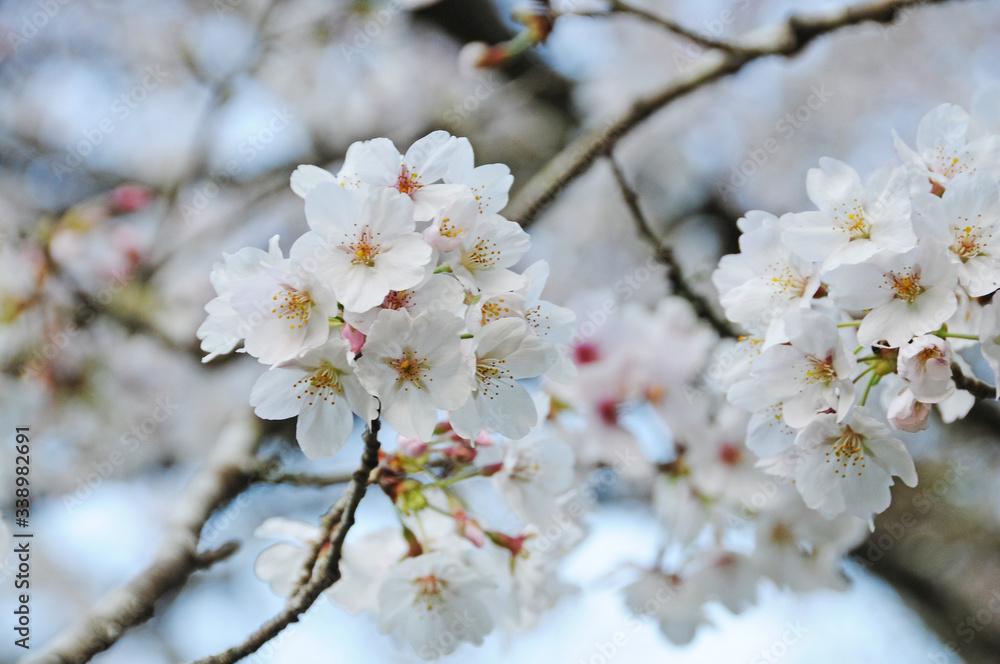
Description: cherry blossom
297,184,432,312
354,309,473,440
377,551,497,659
793,408,917,520
249,338,377,459
827,242,958,348
781,158,915,269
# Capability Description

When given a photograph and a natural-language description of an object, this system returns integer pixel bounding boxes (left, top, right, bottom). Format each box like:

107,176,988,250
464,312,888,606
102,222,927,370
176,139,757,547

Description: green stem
837,321,861,328
859,372,880,406
423,471,483,490
936,332,979,341
853,365,875,383
460,333,474,339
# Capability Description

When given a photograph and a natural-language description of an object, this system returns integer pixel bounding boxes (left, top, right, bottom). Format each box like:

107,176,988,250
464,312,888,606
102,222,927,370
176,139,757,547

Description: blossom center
951,225,986,261
838,202,870,240
480,298,509,325
767,265,807,298
824,426,868,477
294,363,344,406
350,231,380,267
381,290,411,310
438,216,462,238
414,574,445,611
271,289,312,330
461,237,500,273
389,349,428,387
804,354,837,385
887,268,924,303
395,165,422,196
511,451,541,482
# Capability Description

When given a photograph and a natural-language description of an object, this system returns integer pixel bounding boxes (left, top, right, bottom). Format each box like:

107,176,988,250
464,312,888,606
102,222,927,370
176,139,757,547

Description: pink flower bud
397,435,427,458
887,389,931,433
341,324,366,354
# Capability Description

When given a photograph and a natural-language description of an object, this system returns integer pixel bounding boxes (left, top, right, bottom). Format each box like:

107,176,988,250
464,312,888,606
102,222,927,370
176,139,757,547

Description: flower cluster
198,131,575,457
714,86,1000,521
547,297,867,644
255,422,580,659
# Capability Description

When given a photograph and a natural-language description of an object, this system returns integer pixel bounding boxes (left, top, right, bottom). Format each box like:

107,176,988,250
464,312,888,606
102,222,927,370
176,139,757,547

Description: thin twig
606,155,738,338
26,419,264,664
191,419,383,664
573,0,750,53
257,470,357,488
952,362,997,400
508,0,970,228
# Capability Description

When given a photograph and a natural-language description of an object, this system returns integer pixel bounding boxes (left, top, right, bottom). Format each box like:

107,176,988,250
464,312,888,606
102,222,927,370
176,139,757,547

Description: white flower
444,213,531,294
913,171,1000,296
327,528,411,615
197,235,284,362
894,103,1000,191
465,261,577,381
794,408,917,520
979,299,1000,398
354,309,473,440
712,213,821,344
226,237,339,365
491,434,574,527
622,569,708,646
827,242,959,348
886,388,931,433
423,196,480,252
896,335,955,403
342,131,467,220
343,271,466,334
750,309,856,428
781,159,915,269
377,551,497,660
249,338,377,459
444,137,514,214
253,517,320,597
298,184,433,312
727,378,798,457
450,318,556,440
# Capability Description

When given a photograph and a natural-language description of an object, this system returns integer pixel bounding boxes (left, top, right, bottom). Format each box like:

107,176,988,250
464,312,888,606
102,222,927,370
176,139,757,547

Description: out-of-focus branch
952,362,997,400
191,418,383,664
27,418,264,664
572,0,750,53
254,467,356,488
607,155,738,338
507,0,971,228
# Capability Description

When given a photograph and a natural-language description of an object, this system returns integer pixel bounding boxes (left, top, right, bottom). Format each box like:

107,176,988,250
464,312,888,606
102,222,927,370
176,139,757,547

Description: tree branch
952,362,997,400
606,155,738,338
27,418,264,664
572,0,750,53
191,419,383,664
507,0,969,228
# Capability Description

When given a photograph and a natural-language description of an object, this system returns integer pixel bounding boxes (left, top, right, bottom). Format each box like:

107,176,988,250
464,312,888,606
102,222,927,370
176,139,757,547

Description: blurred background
2,0,1000,661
